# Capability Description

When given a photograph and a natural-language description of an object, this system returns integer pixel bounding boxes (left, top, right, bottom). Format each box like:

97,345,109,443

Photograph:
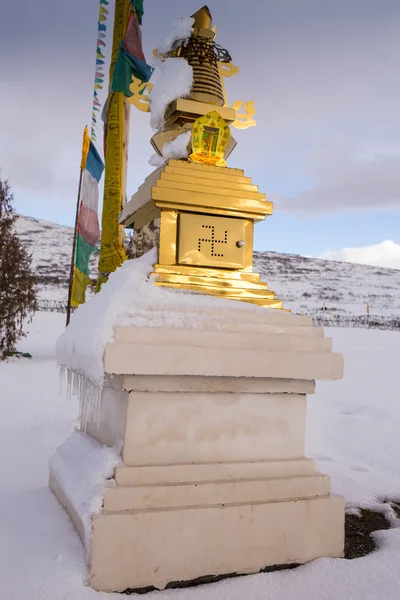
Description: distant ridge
15,215,400,316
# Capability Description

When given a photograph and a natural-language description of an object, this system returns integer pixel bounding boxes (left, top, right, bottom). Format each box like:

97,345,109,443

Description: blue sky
1,0,400,265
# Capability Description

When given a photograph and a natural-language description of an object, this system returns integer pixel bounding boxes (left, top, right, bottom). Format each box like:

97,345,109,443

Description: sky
1,0,400,267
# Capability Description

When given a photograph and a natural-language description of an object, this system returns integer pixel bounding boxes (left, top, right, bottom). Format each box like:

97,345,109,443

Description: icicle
58,364,104,432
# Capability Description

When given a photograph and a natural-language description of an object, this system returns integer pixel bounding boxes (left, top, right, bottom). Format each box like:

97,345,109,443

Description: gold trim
156,178,266,202
243,220,254,270
154,200,269,222
155,272,270,291
160,171,258,193
153,188,273,217
164,99,236,125
127,75,152,112
158,210,178,265
155,280,282,308
168,159,244,176
154,264,260,282
164,164,252,185
232,100,257,129
123,201,160,230
217,62,240,107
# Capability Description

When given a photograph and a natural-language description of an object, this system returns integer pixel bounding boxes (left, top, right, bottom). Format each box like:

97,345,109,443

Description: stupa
50,6,345,593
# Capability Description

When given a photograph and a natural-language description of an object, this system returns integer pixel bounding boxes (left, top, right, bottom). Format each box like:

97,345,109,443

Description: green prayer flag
132,0,144,24
111,48,153,96
76,234,96,277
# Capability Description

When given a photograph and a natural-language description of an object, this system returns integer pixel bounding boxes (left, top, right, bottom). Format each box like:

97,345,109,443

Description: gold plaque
178,213,246,269
189,111,230,167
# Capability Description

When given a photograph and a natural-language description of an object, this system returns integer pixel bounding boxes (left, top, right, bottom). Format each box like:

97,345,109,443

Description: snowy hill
254,251,400,316
15,215,98,301
16,214,400,316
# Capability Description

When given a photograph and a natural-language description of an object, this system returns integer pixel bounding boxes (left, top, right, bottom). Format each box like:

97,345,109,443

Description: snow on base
56,251,157,416
56,248,283,418
49,428,121,558
149,131,192,167
149,58,193,130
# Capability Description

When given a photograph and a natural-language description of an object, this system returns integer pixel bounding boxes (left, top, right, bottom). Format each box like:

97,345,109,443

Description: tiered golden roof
120,160,282,308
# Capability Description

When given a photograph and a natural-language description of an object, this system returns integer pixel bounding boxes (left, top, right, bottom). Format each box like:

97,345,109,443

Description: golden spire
147,5,237,159
191,5,213,31
178,7,229,106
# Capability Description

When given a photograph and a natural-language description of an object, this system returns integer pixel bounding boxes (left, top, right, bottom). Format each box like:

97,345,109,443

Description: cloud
1,0,400,226
321,240,400,269
273,144,400,215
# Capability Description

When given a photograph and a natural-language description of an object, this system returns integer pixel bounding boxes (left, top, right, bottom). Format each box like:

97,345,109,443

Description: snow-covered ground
1,312,400,599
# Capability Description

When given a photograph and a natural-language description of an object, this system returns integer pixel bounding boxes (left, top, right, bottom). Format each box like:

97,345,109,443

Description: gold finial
191,5,213,31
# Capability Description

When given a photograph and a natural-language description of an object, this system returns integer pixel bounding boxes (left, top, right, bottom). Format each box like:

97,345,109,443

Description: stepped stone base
50,301,344,592
92,494,344,592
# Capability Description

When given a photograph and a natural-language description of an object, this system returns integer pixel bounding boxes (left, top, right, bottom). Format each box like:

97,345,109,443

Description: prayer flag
71,135,104,308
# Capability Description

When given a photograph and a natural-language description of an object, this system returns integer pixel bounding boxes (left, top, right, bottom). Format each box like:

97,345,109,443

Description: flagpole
66,124,90,326
66,166,84,327
121,97,131,244
98,0,131,284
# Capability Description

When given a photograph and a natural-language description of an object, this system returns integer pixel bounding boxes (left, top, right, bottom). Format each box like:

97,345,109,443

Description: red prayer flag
122,10,146,63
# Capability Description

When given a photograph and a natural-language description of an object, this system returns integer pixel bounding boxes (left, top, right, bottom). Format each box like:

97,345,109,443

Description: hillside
15,215,98,301
254,251,400,316
15,215,400,316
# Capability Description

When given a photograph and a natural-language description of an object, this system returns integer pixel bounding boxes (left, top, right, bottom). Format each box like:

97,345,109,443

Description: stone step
113,326,332,353
103,473,331,512
115,320,324,338
105,343,343,380
122,375,316,394
115,458,317,487
91,496,344,592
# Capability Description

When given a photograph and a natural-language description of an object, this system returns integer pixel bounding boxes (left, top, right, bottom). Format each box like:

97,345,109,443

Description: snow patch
56,250,157,417
149,130,192,167
149,58,193,131
49,428,121,558
156,17,194,56
56,248,281,419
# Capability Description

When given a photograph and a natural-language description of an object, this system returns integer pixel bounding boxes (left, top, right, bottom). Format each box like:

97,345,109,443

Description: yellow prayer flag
71,268,92,307
80,126,90,170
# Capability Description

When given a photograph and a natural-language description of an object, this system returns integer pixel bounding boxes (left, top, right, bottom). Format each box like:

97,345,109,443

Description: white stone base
50,455,344,592
50,301,345,592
